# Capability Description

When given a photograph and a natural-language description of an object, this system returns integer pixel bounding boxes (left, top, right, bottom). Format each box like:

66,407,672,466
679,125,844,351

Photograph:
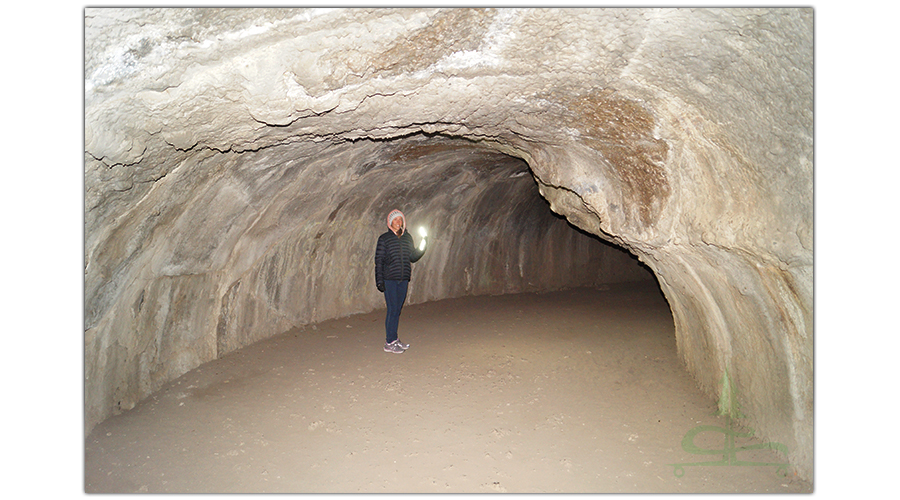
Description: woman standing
374,209,427,353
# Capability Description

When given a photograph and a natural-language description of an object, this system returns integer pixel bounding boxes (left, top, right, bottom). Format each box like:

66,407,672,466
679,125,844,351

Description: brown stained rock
375,8,495,76
567,89,670,226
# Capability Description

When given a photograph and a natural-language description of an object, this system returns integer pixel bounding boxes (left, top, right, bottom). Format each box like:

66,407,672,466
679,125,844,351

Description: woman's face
390,216,404,233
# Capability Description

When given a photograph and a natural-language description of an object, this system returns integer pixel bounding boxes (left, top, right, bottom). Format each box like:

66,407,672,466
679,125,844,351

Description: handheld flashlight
418,226,427,251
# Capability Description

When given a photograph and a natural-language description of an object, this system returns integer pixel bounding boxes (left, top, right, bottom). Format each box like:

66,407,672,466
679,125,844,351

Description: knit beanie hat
387,209,406,231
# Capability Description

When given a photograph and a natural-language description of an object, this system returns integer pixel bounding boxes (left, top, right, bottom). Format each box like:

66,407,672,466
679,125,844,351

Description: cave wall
84,8,813,478
85,133,651,428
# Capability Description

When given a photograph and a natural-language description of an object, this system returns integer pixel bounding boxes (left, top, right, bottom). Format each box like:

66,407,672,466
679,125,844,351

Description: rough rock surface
84,8,813,479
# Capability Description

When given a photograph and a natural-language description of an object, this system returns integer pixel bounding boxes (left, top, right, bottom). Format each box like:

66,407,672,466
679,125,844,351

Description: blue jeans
383,279,409,343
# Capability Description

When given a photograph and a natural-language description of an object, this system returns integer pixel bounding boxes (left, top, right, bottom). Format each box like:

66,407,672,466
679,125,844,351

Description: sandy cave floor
84,281,812,493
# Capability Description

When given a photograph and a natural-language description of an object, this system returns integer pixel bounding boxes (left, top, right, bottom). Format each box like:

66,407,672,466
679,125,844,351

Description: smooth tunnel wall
84,134,657,434
85,8,813,479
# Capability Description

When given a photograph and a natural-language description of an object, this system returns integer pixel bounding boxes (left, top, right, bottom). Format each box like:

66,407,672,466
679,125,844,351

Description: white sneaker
384,342,404,354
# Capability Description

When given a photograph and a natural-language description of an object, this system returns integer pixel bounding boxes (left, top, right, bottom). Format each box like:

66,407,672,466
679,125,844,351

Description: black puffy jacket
374,229,425,291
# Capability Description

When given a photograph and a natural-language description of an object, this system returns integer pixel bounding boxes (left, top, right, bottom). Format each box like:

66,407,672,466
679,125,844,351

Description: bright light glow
418,226,427,237
419,239,427,251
